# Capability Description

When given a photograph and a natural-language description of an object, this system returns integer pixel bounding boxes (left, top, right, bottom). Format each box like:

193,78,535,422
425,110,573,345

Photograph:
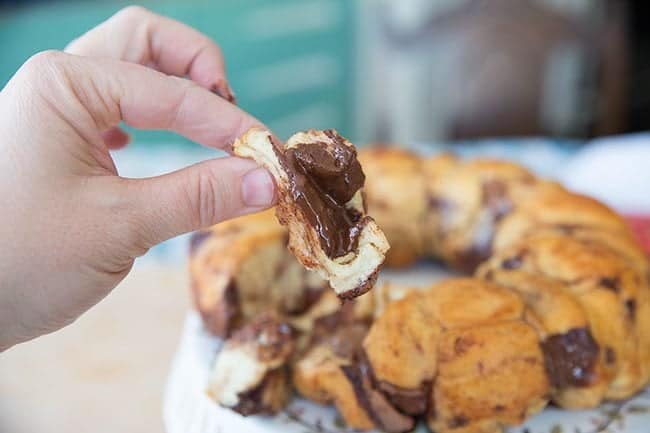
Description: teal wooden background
0,0,357,144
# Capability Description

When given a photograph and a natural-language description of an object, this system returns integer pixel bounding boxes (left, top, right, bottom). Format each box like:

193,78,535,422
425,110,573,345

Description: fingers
123,156,276,249
12,51,274,247
102,126,130,150
17,51,261,150
65,6,234,102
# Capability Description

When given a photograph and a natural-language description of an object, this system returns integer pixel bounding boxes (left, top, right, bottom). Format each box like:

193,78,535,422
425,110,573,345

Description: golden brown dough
478,232,650,405
358,147,428,267
190,144,650,433
362,278,549,433
189,209,326,337
422,154,539,272
206,313,294,415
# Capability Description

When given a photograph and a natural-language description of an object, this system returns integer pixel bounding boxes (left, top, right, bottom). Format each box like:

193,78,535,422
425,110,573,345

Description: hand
0,6,275,350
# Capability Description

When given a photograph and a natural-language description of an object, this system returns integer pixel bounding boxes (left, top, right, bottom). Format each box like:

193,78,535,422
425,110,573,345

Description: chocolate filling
455,180,514,273
230,314,294,363
341,360,415,433
312,312,368,359
377,380,430,416
501,249,528,270
541,328,600,389
273,130,366,258
202,281,240,337
232,368,288,416
599,277,621,293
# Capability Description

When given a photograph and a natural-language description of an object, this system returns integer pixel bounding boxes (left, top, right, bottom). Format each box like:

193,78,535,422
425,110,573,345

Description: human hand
0,6,275,350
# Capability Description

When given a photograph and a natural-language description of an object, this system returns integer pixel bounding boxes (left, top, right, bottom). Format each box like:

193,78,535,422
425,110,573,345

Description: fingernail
241,168,275,207
225,83,237,105
211,80,237,105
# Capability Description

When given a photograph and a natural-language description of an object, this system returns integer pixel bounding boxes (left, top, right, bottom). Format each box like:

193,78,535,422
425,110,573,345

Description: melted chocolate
273,131,366,258
541,328,600,389
232,369,286,416
341,360,415,433
377,380,430,416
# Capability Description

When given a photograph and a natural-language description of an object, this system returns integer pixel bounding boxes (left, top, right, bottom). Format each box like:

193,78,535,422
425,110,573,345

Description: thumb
122,156,275,250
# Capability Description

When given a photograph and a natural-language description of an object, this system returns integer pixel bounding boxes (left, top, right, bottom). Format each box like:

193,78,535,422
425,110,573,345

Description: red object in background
624,215,650,255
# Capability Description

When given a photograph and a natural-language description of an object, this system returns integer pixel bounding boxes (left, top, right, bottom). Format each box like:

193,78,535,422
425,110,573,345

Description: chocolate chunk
273,131,367,258
541,328,600,389
189,230,212,255
599,277,621,293
293,131,364,203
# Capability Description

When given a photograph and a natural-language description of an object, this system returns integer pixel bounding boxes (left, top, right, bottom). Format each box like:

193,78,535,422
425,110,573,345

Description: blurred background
1,1,649,433
2,0,650,144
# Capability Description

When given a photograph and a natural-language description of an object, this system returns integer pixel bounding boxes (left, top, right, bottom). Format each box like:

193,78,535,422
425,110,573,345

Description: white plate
164,263,650,433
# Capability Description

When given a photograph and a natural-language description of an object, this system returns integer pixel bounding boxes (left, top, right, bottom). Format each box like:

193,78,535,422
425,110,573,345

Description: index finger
65,6,234,102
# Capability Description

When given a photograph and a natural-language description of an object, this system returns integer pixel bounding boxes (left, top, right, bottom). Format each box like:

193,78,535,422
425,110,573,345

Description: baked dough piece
292,322,377,430
358,147,428,267
232,128,390,299
206,313,294,415
189,210,326,337
292,317,414,432
494,186,638,255
190,146,650,431
362,278,549,433
422,154,539,272
478,232,650,406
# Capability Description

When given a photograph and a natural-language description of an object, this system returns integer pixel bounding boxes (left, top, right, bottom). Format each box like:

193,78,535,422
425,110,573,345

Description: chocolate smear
273,131,367,258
